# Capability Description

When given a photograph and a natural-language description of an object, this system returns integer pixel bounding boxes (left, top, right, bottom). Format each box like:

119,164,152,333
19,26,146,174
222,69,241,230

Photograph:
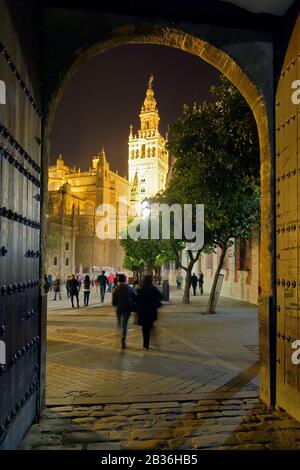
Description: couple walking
112,274,162,350
68,274,91,308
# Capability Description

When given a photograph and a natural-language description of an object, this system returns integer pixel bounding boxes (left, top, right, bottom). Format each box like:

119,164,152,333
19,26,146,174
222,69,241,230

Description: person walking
83,274,91,306
112,274,136,350
94,277,99,294
176,273,182,290
47,273,53,292
70,274,80,308
98,270,108,303
136,275,162,351
53,276,62,300
199,271,204,295
76,273,83,292
190,273,198,296
107,272,114,293
66,276,72,298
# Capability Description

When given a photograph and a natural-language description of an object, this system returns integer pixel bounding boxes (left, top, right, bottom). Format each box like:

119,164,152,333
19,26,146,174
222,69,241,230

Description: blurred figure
53,275,61,300
199,271,204,295
47,273,53,292
113,272,119,287
94,277,99,294
70,274,79,308
98,270,108,303
133,279,140,292
190,273,198,296
136,275,162,350
112,274,136,350
76,273,83,292
66,276,71,298
107,272,114,293
176,273,182,290
83,274,91,306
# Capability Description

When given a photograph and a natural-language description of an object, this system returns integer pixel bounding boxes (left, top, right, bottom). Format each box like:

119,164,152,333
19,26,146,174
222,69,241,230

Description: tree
120,224,175,282
156,186,214,304
167,75,260,312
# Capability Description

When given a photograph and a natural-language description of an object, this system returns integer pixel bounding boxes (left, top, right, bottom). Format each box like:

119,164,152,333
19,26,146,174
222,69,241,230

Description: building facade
163,236,259,305
47,150,131,279
200,237,259,305
129,75,169,213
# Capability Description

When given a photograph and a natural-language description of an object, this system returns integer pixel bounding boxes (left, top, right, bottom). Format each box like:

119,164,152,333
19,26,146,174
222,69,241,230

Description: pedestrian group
44,269,204,351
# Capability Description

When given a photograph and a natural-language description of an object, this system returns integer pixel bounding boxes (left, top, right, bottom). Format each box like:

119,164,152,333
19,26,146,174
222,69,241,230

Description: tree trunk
207,245,227,314
183,268,192,304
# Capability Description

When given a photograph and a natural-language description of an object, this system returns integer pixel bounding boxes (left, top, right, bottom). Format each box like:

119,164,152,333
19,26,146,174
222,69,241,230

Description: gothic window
53,257,58,266
141,144,145,158
65,242,69,251
65,258,69,266
152,148,155,157
147,148,151,158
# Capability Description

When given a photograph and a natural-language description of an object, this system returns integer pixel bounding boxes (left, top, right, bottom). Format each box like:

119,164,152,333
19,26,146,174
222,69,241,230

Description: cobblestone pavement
20,291,300,450
20,394,300,450
46,290,259,404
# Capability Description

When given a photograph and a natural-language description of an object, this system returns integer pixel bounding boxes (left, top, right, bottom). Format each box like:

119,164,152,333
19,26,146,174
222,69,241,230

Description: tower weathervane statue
148,74,154,88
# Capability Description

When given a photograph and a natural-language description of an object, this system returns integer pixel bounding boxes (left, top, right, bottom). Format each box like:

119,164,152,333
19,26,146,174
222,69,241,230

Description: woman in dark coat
136,275,162,350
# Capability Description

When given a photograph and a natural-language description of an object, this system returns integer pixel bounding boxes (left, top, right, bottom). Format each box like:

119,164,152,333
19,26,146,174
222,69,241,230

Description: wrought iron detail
0,123,41,174
0,378,39,445
0,41,42,117
0,279,40,296
0,246,8,257
24,250,40,258
0,145,41,188
0,206,40,229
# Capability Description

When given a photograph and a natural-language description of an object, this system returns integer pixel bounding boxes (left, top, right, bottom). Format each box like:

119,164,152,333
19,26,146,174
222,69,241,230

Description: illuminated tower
128,75,169,212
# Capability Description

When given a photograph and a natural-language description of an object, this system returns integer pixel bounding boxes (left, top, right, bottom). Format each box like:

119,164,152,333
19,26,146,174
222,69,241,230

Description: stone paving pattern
20,290,300,449
45,290,259,403
20,395,300,450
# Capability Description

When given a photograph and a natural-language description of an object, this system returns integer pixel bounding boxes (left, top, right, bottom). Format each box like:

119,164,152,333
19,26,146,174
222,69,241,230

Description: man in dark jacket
190,273,198,296
98,270,108,303
136,275,162,350
53,276,61,300
112,274,136,349
70,274,80,308
199,271,204,295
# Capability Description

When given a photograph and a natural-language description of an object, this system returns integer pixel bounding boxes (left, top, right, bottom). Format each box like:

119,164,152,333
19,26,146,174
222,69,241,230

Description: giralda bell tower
128,75,169,212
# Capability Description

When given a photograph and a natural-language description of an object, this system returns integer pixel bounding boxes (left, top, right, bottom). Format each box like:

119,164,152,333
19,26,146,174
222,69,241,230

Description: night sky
50,44,221,178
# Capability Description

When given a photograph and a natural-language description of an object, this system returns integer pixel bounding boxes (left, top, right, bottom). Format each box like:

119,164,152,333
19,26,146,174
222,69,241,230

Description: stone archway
42,26,273,407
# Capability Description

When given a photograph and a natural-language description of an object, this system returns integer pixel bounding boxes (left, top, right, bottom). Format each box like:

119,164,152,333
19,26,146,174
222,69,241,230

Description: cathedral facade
47,150,131,279
46,76,169,280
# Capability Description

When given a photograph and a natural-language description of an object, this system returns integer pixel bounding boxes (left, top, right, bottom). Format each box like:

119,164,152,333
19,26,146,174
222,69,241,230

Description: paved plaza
20,289,300,449
45,288,259,403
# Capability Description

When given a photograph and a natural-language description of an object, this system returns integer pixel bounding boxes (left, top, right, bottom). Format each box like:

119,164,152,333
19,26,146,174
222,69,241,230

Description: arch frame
41,25,275,407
